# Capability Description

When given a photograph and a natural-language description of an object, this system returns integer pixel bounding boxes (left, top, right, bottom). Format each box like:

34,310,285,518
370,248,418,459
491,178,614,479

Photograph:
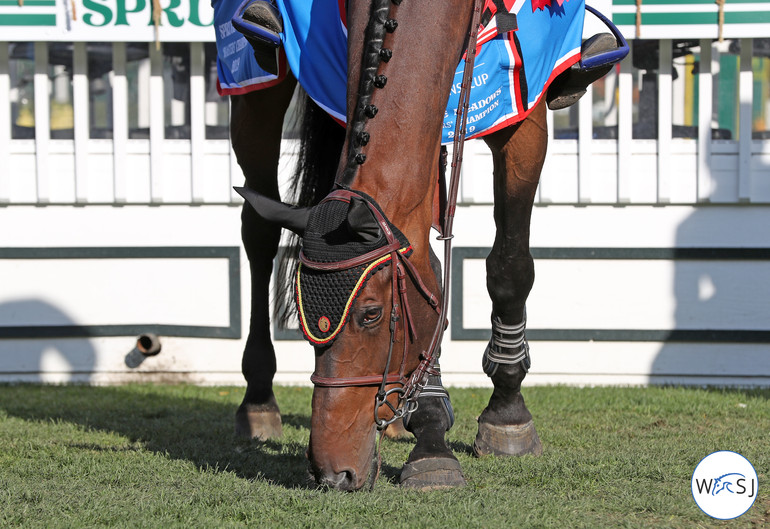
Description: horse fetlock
401,379,462,487
479,362,533,426
400,425,465,489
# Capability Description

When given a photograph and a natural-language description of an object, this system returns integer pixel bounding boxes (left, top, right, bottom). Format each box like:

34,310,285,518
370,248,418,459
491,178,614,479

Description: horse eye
362,307,383,325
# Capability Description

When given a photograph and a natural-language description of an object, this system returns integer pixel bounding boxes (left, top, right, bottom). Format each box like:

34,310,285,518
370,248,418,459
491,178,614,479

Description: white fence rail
1,40,240,205
2,38,769,206
463,38,770,205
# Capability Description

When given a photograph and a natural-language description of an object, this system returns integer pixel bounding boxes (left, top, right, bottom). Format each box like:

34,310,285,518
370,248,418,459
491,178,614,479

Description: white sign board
4,0,770,42
1,0,215,42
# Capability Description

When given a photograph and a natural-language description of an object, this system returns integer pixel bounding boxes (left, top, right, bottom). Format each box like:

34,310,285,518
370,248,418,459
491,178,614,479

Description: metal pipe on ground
124,333,162,368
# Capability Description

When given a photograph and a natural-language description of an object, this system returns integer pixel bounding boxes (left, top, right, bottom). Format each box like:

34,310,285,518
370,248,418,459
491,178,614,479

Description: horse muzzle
307,421,380,491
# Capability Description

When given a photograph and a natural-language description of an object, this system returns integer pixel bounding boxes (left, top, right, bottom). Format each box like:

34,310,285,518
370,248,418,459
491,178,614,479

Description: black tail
275,89,345,327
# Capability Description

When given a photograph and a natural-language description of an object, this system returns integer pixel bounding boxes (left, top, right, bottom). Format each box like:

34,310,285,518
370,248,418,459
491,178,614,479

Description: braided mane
338,0,397,185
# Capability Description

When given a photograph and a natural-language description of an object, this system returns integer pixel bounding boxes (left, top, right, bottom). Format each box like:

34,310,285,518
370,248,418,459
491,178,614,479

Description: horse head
236,185,441,490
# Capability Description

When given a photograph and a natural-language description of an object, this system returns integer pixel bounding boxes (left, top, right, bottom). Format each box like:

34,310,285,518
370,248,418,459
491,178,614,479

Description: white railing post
137,57,151,130
0,42,10,204
657,39,673,203
697,39,713,202
112,42,128,203
738,38,753,202
149,43,165,203
33,41,50,204
190,41,206,203
617,46,633,203
577,84,593,203
73,41,89,203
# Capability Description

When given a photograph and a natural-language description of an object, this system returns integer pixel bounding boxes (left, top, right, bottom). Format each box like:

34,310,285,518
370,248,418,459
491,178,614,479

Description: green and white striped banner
0,0,57,29
612,0,770,39
2,0,769,41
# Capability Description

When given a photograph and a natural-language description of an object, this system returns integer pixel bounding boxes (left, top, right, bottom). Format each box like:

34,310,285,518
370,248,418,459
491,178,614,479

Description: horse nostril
321,469,358,491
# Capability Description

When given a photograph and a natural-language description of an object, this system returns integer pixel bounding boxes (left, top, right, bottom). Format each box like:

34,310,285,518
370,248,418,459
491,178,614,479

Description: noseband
309,0,483,430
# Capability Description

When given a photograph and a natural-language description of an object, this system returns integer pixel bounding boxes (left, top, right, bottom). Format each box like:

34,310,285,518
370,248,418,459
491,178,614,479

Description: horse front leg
231,75,297,439
475,101,547,457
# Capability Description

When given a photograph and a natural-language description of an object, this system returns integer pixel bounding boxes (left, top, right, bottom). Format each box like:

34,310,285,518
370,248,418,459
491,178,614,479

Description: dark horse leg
399,250,465,489
474,101,547,457
399,366,465,489
231,74,297,439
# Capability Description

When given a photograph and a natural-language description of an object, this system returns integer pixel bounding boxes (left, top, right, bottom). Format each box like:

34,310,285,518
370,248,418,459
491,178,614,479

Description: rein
310,0,484,430
403,0,484,404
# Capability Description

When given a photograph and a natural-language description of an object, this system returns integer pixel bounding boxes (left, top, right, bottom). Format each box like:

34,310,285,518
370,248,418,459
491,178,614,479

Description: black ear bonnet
295,190,412,346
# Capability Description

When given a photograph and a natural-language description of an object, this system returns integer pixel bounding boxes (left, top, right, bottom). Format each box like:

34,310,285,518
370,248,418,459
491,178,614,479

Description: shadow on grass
281,413,312,430
0,385,314,489
379,462,402,484
448,440,475,457
699,386,770,400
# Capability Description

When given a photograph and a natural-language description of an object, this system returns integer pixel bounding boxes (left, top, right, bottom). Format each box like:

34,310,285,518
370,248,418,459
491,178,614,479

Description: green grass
0,385,768,528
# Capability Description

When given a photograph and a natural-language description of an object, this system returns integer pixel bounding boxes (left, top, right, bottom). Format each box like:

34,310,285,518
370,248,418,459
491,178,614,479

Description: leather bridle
305,189,441,428
309,0,484,430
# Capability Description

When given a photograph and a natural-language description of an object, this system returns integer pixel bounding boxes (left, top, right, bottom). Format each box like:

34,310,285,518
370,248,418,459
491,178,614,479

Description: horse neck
339,0,472,245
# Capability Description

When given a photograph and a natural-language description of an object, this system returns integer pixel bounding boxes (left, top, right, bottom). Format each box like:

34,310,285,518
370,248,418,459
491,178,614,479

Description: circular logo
317,316,331,333
692,451,758,520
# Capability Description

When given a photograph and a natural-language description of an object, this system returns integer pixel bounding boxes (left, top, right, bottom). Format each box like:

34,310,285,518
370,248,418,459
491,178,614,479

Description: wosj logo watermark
691,451,759,520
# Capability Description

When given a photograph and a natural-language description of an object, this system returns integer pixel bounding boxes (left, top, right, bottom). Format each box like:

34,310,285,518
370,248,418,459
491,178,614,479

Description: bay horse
222,0,626,490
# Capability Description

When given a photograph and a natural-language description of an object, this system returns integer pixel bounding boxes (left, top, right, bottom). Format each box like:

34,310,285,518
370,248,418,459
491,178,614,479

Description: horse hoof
399,457,466,490
235,403,283,440
473,419,542,457
382,419,411,440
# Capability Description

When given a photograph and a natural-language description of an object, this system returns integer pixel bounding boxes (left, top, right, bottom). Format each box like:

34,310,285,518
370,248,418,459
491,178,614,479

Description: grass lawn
0,384,768,528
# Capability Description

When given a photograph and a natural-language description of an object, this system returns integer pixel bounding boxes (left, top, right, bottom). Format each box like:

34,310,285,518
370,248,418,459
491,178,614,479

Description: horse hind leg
231,75,297,440
474,102,548,457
